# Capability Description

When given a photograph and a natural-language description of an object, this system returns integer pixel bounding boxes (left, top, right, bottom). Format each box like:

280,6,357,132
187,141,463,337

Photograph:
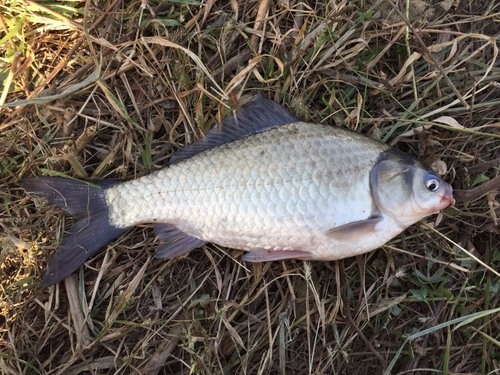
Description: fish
20,94,455,287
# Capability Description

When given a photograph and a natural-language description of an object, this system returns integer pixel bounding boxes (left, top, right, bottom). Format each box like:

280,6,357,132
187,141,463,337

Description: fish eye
425,175,440,192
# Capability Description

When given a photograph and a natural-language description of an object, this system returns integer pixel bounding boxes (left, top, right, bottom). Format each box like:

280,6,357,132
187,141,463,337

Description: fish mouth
439,184,455,208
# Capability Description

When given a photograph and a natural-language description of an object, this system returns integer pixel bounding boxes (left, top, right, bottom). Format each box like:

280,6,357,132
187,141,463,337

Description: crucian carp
21,95,454,287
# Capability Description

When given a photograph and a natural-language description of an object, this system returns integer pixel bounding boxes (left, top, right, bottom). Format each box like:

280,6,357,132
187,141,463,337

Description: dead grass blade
2,0,500,374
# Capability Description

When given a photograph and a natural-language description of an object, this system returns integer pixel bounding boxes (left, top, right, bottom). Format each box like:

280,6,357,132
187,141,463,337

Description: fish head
371,150,455,227
411,168,455,212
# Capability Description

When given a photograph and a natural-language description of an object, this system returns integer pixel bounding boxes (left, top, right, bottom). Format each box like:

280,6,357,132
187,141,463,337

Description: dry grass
1,0,500,374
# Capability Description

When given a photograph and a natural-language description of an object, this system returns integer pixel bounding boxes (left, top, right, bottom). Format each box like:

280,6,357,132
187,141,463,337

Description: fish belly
105,122,396,259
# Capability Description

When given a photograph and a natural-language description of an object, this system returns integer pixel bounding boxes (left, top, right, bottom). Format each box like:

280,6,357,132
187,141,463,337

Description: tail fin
20,177,128,287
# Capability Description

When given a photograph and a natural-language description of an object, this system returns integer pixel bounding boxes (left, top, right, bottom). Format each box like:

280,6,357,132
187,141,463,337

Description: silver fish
21,95,454,287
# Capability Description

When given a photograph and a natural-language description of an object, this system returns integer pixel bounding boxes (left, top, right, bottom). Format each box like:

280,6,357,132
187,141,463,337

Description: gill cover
370,152,414,214
370,149,453,223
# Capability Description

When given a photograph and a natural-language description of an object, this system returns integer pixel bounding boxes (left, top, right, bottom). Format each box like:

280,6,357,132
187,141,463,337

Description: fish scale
105,123,388,258
20,94,454,286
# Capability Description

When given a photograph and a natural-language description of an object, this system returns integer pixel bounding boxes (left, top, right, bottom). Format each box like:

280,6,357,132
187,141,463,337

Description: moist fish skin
20,95,454,286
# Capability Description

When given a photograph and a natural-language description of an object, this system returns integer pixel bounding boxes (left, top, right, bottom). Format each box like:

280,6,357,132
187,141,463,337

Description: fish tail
20,177,128,287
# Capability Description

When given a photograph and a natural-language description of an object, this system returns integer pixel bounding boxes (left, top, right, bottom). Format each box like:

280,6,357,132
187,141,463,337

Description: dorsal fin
169,94,300,164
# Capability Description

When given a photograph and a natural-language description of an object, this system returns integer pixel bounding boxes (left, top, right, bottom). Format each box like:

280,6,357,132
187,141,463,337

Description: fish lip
439,184,455,208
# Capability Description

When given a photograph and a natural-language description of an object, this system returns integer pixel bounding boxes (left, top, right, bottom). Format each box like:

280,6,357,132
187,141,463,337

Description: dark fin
153,224,206,258
19,177,128,287
325,216,383,242
170,94,300,164
243,249,313,262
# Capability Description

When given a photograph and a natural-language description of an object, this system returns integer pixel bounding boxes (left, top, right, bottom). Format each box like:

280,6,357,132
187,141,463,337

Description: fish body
107,123,391,259
21,95,454,286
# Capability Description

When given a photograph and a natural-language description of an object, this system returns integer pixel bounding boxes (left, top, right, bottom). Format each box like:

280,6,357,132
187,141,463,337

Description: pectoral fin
325,216,383,241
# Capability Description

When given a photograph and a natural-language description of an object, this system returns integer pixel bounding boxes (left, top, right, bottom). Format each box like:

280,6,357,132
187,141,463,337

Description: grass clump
1,0,500,374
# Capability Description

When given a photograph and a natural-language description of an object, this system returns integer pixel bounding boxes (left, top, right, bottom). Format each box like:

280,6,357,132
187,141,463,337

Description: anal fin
153,224,206,258
243,249,313,262
325,216,383,242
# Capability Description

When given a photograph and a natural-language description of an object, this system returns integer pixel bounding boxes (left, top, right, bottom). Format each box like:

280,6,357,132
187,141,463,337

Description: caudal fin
20,177,128,287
